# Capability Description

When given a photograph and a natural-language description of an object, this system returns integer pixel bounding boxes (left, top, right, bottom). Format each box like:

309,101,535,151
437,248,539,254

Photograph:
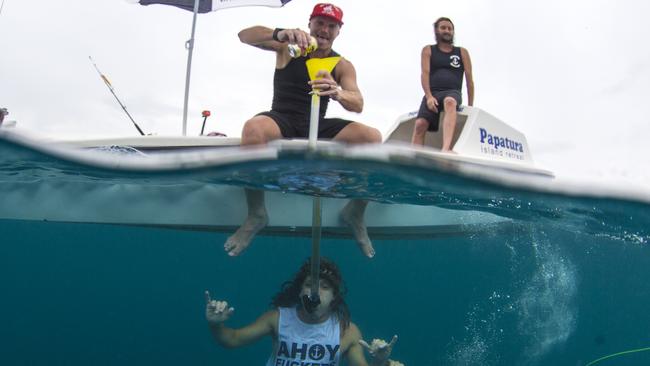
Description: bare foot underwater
224,197,374,258
340,200,375,258
223,209,268,256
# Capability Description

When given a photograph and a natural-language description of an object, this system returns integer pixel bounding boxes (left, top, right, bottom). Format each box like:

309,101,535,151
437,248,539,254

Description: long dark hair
271,257,351,330
434,17,454,30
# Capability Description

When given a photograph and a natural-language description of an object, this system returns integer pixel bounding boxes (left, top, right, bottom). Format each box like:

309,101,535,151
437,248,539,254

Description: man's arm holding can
238,26,311,52
239,26,313,68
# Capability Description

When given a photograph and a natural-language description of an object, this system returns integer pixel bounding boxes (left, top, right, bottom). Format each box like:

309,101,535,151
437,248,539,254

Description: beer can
288,36,318,58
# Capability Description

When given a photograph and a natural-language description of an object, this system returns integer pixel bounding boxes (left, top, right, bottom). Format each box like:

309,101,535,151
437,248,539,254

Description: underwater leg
340,199,375,258
224,189,269,256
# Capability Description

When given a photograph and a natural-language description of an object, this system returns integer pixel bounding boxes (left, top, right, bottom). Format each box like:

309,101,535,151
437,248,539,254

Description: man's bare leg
334,123,381,258
340,199,375,258
441,97,458,152
224,116,281,256
224,189,268,256
411,118,430,146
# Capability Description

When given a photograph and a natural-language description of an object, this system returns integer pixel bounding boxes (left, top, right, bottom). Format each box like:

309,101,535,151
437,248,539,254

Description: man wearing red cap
225,3,381,258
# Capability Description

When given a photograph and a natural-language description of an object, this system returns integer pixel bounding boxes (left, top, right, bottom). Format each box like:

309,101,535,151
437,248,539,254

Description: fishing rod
89,56,145,136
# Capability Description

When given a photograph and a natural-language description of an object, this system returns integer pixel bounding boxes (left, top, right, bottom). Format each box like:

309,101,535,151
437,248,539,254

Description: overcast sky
1,0,649,188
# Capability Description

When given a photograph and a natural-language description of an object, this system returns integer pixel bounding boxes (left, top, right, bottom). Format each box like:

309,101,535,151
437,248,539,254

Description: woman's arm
208,309,277,348
205,291,277,348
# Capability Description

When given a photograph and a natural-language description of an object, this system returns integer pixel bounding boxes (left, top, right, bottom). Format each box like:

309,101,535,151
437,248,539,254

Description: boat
0,106,552,240
44,105,551,176
0,0,553,241
0,108,16,129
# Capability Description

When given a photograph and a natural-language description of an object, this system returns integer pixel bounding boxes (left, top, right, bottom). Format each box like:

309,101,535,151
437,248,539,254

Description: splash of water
516,232,578,363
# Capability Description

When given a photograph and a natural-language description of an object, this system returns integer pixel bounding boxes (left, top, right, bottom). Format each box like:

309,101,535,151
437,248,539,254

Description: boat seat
383,107,469,151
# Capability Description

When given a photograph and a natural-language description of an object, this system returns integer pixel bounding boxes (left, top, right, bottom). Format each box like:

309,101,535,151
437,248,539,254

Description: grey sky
1,0,649,187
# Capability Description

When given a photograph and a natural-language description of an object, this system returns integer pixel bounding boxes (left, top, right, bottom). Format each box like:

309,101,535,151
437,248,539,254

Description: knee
334,122,382,144
241,119,265,145
414,119,429,134
366,127,382,143
443,97,458,111
344,125,382,144
443,97,458,110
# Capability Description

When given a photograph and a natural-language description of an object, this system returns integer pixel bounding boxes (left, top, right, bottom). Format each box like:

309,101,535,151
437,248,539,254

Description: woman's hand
205,290,234,325
359,335,399,365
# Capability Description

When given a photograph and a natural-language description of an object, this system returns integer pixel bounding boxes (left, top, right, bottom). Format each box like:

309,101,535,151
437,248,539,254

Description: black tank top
428,45,464,92
271,50,340,117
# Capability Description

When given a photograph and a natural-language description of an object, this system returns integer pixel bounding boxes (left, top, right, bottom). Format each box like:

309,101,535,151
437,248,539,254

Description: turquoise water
1,136,650,365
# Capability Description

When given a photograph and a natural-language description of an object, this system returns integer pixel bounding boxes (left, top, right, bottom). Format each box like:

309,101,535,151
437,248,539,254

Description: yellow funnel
306,57,341,81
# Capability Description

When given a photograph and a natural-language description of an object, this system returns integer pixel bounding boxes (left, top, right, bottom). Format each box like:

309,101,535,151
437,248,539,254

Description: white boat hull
0,107,551,238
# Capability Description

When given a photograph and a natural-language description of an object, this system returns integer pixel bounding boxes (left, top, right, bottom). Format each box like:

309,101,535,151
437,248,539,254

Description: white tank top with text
265,307,341,366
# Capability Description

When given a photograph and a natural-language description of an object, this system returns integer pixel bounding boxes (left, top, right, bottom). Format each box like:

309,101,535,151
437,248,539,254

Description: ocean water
1,135,649,366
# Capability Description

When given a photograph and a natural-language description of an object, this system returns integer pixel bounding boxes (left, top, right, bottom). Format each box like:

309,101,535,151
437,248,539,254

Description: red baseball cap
310,3,344,25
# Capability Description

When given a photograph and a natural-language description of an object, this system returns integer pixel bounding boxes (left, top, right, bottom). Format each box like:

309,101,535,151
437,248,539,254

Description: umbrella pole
307,196,322,308
302,93,322,314
181,0,200,136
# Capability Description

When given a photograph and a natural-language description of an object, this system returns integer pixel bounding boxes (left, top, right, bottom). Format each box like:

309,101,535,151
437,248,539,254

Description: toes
224,238,234,251
365,246,375,258
227,244,242,257
359,242,375,258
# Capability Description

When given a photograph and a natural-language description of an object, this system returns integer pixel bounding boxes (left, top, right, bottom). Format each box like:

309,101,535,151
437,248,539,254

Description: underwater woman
205,257,403,366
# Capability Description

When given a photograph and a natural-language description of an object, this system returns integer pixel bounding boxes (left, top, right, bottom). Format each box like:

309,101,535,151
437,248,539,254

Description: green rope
586,346,650,366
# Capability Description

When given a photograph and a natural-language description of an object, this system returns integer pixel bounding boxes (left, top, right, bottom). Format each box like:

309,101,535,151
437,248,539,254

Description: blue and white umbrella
135,0,292,13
